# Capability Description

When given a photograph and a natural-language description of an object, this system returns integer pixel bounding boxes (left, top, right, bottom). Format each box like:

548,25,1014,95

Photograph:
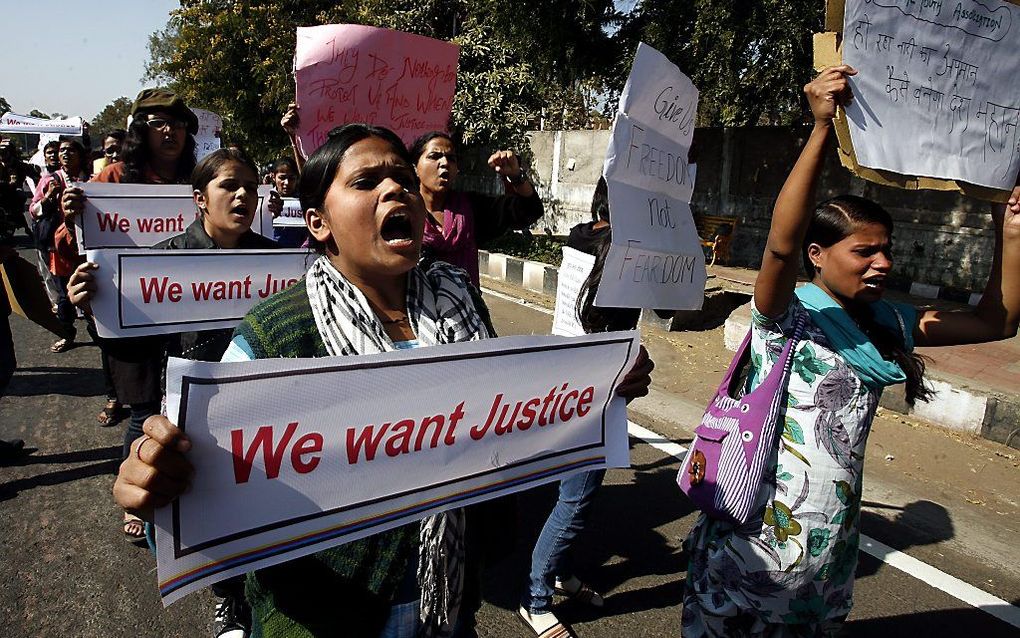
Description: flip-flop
97,400,122,426
50,338,73,353
123,515,146,542
516,607,577,638
554,578,605,608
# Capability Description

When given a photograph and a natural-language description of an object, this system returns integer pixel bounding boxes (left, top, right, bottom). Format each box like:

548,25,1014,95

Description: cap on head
131,88,199,135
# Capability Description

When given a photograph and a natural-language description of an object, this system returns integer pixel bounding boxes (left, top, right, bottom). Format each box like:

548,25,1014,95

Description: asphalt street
1,266,1018,637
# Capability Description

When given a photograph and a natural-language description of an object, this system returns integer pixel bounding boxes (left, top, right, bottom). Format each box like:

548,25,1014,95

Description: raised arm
281,102,305,171
915,181,1020,346
754,66,856,318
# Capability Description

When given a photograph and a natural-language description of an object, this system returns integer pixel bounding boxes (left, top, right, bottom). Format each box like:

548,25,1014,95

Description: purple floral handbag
677,313,806,525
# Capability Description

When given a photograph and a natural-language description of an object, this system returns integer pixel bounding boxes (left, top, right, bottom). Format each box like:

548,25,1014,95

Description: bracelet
507,170,527,186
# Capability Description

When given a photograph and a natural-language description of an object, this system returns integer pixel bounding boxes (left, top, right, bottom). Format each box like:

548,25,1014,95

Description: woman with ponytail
681,65,1020,637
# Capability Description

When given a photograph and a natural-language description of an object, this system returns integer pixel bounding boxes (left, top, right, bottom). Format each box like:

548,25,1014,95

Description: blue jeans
121,401,159,461
524,469,606,613
378,599,420,638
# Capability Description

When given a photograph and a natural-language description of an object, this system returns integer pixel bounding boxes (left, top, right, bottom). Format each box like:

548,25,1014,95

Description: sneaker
212,595,251,638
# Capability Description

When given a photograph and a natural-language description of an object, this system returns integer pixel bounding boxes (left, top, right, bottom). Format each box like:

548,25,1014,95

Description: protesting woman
29,138,91,352
681,66,1020,637
409,131,544,287
105,123,651,638
269,155,307,247
62,88,199,539
69,146,279,636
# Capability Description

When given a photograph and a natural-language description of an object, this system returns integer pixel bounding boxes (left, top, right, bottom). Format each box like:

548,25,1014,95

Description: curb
725,306,1019,450
480,250,1018,450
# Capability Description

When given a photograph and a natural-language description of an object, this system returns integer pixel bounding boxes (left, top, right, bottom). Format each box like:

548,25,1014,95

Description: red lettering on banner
136,213,186,234
471,384,595,440
230,421,301,484
139,277,182,303
97,212,130,233
346,422,390,464
291,432,323,474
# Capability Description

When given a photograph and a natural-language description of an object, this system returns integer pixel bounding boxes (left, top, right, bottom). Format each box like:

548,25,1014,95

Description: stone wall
459,127,999,293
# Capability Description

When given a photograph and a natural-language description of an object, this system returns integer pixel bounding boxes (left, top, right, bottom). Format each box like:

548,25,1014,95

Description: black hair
591,176,609,223
103,129,127,143
120,116,197,184
299,123,412,253
804,195,931,405
43,140,60,153
575,231,641,334
190,147,259,194
271,156,299,174
408,130,454,165
57,137,88,175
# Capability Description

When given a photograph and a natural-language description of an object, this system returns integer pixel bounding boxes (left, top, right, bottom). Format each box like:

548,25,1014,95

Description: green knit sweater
234,281,418,638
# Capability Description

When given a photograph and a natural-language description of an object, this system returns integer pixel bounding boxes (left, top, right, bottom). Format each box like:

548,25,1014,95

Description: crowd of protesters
1,58,1019,638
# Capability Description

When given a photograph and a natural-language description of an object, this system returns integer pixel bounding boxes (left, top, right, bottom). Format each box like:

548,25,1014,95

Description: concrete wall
459,127,999,292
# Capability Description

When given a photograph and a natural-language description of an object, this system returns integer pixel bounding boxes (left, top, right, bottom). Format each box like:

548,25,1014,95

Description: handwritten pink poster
294,24,459,156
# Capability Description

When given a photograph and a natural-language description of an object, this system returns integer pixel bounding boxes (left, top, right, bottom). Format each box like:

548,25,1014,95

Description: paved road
1,263,1018,637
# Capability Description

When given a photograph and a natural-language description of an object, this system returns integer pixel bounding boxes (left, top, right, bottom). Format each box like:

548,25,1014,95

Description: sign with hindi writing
294,24,459,155
843,0,1020,190
552,246,597,337
192,108,223,160
155,331,638,604
272,198,305,227
0,112,84,135
76,184,276,250
595,43,706,310
85,248,311,338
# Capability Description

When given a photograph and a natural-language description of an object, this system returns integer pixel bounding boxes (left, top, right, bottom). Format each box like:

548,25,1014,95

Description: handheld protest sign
815,0,1020,201
76,184,278,250
595,42,707,311
294,24,459,156
155,331,639,604
85,249,311,338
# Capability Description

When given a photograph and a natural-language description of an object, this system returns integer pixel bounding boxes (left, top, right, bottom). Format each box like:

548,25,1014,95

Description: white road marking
483,284,1020,629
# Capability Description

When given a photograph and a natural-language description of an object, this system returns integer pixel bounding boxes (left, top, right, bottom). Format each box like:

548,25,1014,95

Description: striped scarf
306,255,489,636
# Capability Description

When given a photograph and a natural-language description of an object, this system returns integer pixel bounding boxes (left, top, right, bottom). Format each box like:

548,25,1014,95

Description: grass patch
482,232,566,265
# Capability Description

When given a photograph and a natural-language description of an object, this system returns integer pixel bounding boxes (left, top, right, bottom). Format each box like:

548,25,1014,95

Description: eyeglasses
104,147,121,156
144,118,187,132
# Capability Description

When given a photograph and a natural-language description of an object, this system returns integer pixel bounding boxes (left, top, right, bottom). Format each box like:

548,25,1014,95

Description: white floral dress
681,298,912,637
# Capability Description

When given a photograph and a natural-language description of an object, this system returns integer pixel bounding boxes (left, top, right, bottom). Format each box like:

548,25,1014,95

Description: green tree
90,97,133,138
28,109,49,119
0,96,11,114
144,0,624,160
626,0,825,126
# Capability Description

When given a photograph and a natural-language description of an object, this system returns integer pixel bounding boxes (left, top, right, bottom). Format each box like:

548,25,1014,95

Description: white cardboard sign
0,112,84,135
192,108,223,161
86,248,312,338
842,0,1020,190
156,331,639,604
552,246,597,337
596,43,706,310
76,184,277,250
271,198,305,227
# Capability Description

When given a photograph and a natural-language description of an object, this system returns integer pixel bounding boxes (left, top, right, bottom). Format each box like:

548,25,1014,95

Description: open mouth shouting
862,275,886,291
380,209,417,249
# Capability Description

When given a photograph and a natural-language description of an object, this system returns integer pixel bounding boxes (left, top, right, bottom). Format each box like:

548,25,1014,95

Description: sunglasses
104,147,121,156
144,118,187,132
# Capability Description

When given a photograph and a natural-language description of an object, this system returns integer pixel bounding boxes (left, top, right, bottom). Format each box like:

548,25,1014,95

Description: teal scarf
794,283,917,392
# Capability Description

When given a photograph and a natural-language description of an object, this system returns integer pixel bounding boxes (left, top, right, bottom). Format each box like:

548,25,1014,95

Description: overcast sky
2,1,179,120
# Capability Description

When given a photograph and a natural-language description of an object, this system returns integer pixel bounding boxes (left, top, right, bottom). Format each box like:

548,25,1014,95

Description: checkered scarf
306,255,489,636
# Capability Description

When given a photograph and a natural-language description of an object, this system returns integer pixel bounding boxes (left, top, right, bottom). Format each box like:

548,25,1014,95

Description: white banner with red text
155,331,639,604
85,248,312,338
75,183,279,250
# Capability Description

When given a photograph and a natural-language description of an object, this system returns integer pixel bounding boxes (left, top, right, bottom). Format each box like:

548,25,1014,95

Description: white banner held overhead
156,331,639,604
271,198,305,227
0,112,84,135
86,248,311,338
596,43,706,310
842,0,1020,190
76,184,277,250
552,246,597,337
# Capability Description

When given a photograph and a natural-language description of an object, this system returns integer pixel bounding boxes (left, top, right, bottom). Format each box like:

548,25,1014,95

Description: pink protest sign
294,24,459,156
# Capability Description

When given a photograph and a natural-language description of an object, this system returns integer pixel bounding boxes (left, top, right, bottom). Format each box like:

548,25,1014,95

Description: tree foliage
0,96,12,114
144,1,825,161
90,97,133,140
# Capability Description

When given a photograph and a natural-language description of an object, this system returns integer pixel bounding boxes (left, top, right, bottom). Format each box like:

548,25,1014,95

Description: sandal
50,338,73,353
123,514,146,542
97,400,122,426
516,607,577,638
554,576,605,608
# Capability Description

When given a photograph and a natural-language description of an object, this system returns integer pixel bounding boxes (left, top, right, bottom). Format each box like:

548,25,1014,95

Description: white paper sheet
843,0,1020,189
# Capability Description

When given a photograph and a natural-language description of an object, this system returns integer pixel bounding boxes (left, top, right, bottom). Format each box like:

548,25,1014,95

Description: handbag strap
717,307,807,399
